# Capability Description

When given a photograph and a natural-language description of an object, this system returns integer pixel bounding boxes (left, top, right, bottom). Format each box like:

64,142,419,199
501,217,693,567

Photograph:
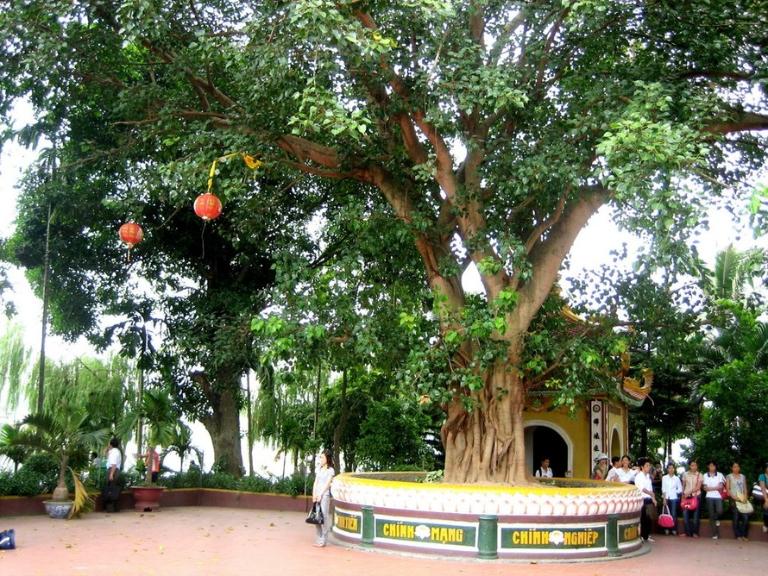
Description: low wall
0,489,311,516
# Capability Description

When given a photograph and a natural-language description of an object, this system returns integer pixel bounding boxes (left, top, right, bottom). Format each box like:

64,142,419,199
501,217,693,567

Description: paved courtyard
1,507,767,575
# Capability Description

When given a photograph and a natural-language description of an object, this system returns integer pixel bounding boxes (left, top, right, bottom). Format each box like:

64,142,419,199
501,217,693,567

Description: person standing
726,462,750,541
634,457,657,543
535,457,554,478
702,460,725,539
661,462,682,535
104,437,122,513
607,455,636,483
681,460,703,538
140,446,161,483
312,449,335,547
592,453,609,480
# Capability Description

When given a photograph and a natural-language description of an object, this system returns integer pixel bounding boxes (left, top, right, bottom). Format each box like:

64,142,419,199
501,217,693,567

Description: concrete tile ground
1,507,767,576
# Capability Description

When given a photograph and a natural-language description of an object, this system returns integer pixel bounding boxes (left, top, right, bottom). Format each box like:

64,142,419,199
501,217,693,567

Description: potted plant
129,387,177,511
11,411,106,518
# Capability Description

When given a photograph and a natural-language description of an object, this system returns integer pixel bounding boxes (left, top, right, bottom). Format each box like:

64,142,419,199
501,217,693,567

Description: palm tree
0,423,30,472
707,244,765,302
118,386,178,484
165,422,195,473
11,410,107,501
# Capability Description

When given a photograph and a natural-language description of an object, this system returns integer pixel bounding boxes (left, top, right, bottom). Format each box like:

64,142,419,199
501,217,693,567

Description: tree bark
442,358,527,484
199,385,244,476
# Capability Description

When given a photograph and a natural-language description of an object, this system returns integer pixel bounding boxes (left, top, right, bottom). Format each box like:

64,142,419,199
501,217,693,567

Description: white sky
1,100,765,473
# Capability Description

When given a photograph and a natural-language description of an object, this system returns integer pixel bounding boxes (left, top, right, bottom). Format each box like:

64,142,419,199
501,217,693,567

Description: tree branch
524,188,569,254
488,10,527,64
535,7,570,90
469,1,485,49
515,186,609,328
705,111,768,134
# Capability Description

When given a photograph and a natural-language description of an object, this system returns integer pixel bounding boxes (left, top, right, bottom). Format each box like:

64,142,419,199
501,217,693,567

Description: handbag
735,500,754,515
718,487,729,500
658,503,675,529
752,484,765,500
681,496,699,511
305,502,325,525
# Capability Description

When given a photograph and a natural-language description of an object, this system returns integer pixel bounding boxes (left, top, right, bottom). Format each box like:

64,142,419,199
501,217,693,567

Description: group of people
591,454,768,543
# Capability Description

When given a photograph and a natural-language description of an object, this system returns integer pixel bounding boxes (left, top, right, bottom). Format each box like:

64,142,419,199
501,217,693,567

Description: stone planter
331,472,645,561
43,500,74,519
131,486,165,512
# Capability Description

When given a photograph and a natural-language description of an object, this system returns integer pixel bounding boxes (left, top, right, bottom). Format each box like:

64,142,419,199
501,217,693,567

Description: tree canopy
1,0,766,483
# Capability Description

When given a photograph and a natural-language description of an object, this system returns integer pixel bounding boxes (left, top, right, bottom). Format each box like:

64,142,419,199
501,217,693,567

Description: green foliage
159,470,311,497
0,321,32,411
0,422,30,472
690,299,768,478
7,410,108,500
1,0,766,481
353,398,437,471
0,453,58,496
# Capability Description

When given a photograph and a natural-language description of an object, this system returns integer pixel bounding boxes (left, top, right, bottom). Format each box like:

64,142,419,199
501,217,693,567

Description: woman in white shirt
702,460,725,539
311,449,335,547
661,463,682,535
534,457,553,479
607,454,637,483
634,458,657,543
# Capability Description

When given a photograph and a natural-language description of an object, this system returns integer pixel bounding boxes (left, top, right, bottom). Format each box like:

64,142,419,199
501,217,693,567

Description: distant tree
690,301,768,478
164,422,195,474
0,321,32,411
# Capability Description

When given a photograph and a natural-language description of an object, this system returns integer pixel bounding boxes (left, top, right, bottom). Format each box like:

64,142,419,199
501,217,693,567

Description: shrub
0,454,59,496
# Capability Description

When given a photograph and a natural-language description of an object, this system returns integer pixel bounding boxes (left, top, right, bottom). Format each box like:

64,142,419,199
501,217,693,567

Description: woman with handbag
681,460,702,537
311,449,335,548
634,458,657,543
726,462,752,541
702,461,726,540
661,462,682,535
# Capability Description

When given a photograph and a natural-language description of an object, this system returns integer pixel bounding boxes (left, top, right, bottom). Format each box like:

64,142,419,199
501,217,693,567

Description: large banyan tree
1,1,766,483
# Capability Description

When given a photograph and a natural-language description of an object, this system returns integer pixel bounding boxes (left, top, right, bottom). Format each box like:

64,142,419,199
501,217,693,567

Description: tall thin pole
246,369,254,476
136,365,144,458
37,201,52,414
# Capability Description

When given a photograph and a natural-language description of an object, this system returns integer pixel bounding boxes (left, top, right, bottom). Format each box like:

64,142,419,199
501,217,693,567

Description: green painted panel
334,510,361,534
501,526,606,549
618,522,641,543
374,518,476,547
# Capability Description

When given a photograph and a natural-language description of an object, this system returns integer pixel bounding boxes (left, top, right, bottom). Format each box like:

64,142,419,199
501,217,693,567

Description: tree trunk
53,454,69,501
332,369,349,473
441,360,527,484
200,385,244,476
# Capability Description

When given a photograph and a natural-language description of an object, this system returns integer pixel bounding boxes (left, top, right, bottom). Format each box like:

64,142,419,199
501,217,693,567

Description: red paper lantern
194,192,223,221
118,222,144,247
